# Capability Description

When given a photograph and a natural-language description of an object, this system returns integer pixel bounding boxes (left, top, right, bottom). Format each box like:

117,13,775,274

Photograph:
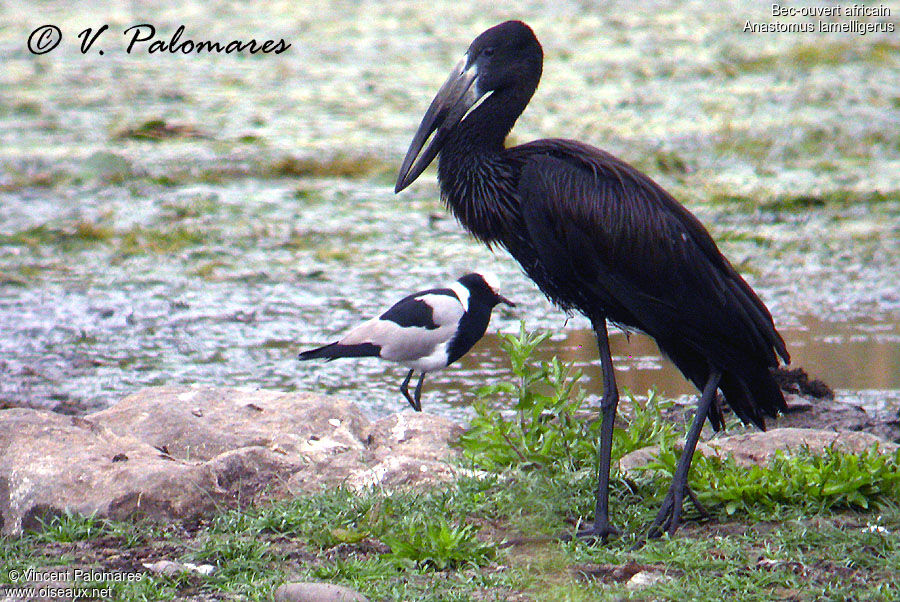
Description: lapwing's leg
647,368,721,538
577,317,621,542
400,369,417,410
412,372,426,412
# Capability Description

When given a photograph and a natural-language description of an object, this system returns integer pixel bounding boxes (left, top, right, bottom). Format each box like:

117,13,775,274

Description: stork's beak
395,56,481,193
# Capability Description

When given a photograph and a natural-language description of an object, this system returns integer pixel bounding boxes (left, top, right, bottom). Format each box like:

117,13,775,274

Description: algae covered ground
1,0,898,417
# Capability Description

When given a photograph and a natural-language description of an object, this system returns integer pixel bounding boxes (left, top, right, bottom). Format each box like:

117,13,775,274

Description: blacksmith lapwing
298,272,514,411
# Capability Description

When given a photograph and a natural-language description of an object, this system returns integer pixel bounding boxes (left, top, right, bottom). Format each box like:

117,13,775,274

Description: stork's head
395,21,543,192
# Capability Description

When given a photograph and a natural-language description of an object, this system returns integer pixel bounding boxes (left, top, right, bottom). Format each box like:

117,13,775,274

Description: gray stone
143,560,216,577
273,582,369,602
705,427,898,467
774,394,899,443
0,386,463,535
618,441,717,478
0,408,224,534
345,410,465,490
626,570,670,589
91,386,369,462
365,410,465,461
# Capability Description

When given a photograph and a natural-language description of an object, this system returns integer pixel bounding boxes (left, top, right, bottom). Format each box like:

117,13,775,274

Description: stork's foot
575,520,621,543
647,499,677,539
647,484,705,538
647,368,721,539
684,486,709,518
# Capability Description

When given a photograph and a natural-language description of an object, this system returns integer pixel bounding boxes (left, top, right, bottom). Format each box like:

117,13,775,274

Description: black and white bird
298,272,514,411
395,21,790,539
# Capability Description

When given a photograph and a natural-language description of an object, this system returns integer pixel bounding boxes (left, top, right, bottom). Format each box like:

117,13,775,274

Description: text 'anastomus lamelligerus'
395,20,790,540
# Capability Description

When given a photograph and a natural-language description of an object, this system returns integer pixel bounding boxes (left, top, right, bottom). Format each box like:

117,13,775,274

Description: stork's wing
512,139,788,374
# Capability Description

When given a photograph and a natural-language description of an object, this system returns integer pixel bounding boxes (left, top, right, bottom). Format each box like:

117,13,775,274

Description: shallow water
1,1,898,421
292,312,900,420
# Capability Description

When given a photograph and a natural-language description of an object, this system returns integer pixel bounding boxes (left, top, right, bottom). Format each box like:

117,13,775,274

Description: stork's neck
436,85,535,242
446,83,532,156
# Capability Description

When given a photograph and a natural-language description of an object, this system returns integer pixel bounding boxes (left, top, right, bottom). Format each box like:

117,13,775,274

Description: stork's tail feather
718,367,787,431
659,341,786,431
298,342,380,361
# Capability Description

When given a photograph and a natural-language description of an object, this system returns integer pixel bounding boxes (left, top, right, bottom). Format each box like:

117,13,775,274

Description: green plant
186,531,282,598
458,322,900,534
31,510,105,542
611,388,679,459
459,323,681,475
459,323,601,472
381,519,495,571
240,488,390,549
675,444,900,515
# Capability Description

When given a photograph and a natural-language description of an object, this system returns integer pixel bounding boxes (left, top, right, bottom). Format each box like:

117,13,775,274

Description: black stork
394,20,790,539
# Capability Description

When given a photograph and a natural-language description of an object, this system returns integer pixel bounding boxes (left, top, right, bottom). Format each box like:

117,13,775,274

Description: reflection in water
420,314,900,419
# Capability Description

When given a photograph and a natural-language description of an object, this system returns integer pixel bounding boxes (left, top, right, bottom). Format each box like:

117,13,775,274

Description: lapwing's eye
482,46,495,58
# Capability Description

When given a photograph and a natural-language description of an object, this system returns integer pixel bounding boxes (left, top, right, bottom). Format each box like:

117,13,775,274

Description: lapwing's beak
497,294,515,307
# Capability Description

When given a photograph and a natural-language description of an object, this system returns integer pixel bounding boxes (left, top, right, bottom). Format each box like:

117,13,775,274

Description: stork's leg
400,369,417,410
577,318,621,541
647,368,721,538
412,372,426,412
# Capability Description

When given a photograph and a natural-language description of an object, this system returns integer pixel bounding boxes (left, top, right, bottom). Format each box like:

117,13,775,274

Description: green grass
118,225,207,255
708,189,900,212
115,119,207,142
3,478,897,600
2,477,898,600
266,153,394,179
0,222,115,250
1,220,209,256
382,520,495,570
2,325,898,600
718,39,900,76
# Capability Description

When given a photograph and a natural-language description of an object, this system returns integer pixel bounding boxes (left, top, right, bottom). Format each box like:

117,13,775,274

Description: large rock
0,386,463,535
773,395,900,443
619,427,899,477
344,411,465,490
91,387,370,462
704,427,898,466
0,408,226,534
280,403,465,493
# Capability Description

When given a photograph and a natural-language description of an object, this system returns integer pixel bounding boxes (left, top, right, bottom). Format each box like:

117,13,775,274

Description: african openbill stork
394,20,790,539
